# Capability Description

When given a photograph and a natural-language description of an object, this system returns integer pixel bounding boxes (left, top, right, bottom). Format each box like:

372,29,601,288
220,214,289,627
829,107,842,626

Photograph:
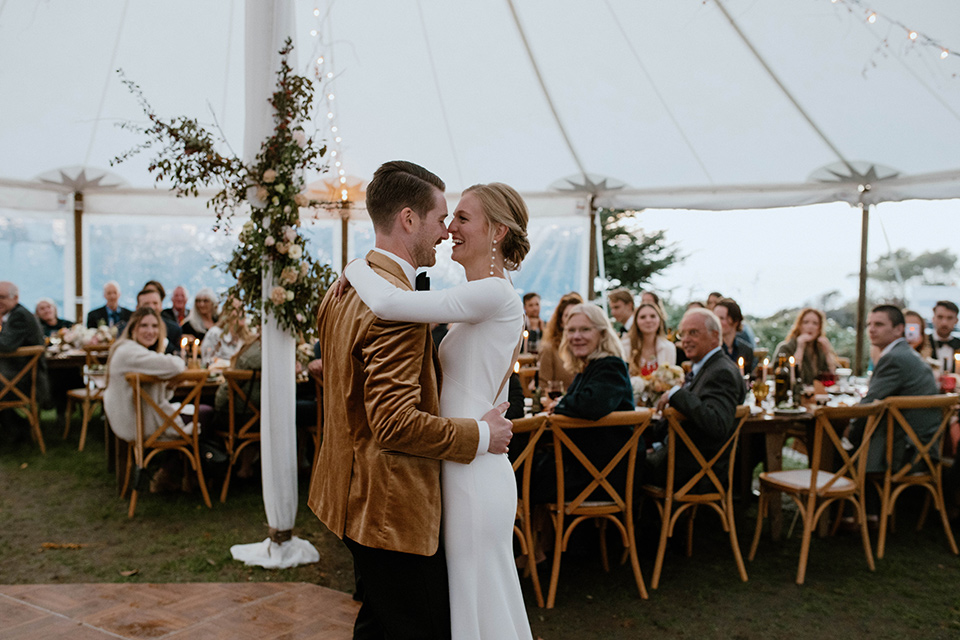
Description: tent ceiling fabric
1,0,958,210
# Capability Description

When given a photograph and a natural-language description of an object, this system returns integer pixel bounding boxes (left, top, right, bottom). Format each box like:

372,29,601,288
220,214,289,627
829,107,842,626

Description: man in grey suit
0,281,49,439
647,308,746,486
849,304,939,473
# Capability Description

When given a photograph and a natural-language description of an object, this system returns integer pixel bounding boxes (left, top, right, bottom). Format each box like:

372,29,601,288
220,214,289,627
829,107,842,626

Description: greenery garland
112,39,335,339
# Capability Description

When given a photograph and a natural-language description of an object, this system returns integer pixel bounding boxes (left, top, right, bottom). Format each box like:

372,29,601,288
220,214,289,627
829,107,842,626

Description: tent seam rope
415,0,465,189
83,0,130,169
504,0,589,183
603,0,714,185
713,0,854,175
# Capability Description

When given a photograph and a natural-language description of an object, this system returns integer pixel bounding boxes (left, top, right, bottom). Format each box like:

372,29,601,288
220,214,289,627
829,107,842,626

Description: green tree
599,208,683,293
864,248,958,302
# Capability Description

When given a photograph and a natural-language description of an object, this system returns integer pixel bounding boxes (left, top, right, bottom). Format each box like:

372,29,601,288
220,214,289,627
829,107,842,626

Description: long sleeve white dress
345,259,532,640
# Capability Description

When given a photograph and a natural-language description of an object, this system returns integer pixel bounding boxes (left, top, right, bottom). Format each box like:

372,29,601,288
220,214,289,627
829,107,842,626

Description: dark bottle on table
774,354,790,406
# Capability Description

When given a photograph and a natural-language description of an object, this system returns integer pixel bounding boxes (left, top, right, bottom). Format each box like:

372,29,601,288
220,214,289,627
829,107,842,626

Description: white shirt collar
624,315,634,330
879,337,905,359
692,345,723,377
371,248,416,289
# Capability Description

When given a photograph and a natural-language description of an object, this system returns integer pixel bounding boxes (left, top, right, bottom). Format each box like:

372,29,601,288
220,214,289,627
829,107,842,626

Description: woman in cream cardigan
104,307,186,442
626,302,676,376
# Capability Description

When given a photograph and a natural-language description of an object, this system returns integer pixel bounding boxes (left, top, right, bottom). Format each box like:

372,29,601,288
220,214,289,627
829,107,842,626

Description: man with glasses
645,307,745,486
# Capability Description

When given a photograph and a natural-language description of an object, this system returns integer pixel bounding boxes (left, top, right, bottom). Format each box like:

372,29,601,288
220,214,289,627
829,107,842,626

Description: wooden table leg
765,430,787,541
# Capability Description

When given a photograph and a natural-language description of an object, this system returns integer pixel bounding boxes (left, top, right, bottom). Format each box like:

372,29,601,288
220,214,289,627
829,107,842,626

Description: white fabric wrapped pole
230,0,318,569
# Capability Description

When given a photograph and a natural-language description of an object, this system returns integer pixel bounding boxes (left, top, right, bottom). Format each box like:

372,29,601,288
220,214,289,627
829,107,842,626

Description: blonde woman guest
538,292,583,391
103,307,186,443
34,298,71,337
182,288,219,342
627,302,676,377
773,307,837,385
200,298,253,366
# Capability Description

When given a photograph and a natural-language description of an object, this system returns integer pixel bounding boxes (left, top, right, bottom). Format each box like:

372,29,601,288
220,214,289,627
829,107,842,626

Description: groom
308,161,513,640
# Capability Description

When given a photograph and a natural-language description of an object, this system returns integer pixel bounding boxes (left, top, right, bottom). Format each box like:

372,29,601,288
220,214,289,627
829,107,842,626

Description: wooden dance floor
0,582,359,639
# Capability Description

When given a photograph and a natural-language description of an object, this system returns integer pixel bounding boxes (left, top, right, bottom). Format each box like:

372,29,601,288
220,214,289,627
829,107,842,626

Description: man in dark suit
135,288,182,355
0,281,50,437
931,300,959,373
849,305,939,473
86,281,132,329
162,285,190,326
647,308,746,486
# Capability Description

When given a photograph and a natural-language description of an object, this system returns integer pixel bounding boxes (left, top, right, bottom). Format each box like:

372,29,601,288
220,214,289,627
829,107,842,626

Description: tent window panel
0,211,70,320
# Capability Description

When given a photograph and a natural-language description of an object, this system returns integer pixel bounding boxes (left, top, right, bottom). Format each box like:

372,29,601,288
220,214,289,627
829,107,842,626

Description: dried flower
294,193,308,207
263,169,277,183
280,266,299,285
276,242,289,254
300,261,310,276
283,226,297,242
270,286,287,305
296,313,306,323
264,235,276,247
275,183,286,194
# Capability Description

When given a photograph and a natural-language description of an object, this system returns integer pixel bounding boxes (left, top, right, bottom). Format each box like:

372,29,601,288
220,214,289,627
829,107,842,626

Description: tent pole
73,191,83,322
340,211,349,271
587,195,597,301
854,201,870,375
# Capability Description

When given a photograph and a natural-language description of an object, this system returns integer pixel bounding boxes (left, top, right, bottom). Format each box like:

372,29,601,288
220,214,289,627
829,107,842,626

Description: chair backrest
125,370,206,458
547,409,654,513
882,394,959,481
808,402,885,495
0,345,44,409
662,405,750,499
222,369,261,438
516,366,538,399
82,344,111,393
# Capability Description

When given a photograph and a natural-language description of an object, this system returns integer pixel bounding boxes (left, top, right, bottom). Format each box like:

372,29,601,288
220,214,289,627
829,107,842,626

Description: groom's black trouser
344,536,451,640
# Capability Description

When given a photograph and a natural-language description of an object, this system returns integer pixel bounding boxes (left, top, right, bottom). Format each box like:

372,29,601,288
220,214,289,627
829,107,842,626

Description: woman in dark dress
35,298,72,338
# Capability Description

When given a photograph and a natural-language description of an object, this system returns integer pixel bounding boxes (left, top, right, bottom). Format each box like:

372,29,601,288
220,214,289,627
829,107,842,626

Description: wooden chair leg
598,519,610,572
625,512,649,599
190,446,213,509
650,500,672,590
917,491,932,531
219,451,236,503
748,490,766,561
27,403,45,454
686,506,697,557
546,510,564,609
877,481,893,560
726,497,749,582
78,399,96,452
795,504,815,585
62,396,75,439
856,498,876,572
933,483,960,555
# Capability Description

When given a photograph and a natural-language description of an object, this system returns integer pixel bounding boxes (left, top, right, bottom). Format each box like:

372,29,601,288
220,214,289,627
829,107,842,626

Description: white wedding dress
346,260,533,640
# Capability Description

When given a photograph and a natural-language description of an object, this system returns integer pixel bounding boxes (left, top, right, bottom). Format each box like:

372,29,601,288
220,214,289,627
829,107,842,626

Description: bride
343,182,533,640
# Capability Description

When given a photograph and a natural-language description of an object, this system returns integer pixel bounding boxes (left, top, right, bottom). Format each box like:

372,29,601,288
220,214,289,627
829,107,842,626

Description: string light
316,56,324,64
327,93,335,100
313,8,320,16
942,49,950,60
866,12,877,23
908,31,917,41
310,29,318,36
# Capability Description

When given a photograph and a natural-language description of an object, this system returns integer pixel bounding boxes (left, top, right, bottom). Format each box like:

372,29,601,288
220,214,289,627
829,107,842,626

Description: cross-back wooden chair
510,414,548,608
0,345,46,453
216,369,262,503
749,402,884,584
544,409,653,608
516,367,538,398
872,394,960,559
641,405,750,589
120,370,213,517
63,344,111,451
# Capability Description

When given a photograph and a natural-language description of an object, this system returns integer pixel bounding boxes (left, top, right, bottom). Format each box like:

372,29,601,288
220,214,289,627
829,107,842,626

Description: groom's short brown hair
366,161,445,231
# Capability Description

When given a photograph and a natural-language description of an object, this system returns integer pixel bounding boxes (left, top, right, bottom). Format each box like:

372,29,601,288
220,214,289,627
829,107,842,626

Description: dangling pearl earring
490,240,497,276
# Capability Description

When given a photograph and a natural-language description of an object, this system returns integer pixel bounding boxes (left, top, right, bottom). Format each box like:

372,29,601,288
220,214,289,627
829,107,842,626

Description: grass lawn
2,410,960,639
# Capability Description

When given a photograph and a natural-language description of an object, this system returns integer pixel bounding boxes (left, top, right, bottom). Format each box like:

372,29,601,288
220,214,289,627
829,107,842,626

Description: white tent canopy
1,0,958,208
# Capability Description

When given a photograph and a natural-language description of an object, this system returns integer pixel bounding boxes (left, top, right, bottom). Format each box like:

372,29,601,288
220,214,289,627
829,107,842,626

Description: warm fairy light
338,169,345,175
908,31,918,40
867,12,877,23
316,56,324,64
335,161,341,167
327,93,335,100
331,126,338,132
789,355,795,366
514,361,520,374
942,49,950,59
339,176,346,184
310,29,318,36
313,8,320,16
331,150,338,157
326,72,333,79
335,136,342,142
341,189,348,200
327,112,334,119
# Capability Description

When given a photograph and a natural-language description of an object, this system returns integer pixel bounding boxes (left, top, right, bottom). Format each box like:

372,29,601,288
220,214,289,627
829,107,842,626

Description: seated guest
607,287,635,357
646,308,746,487
848,305,940,473
182,288,219,342
705,292,723,310
135,288,182,355
640,289,662,309
162,286,190,326
522,292,543,353
903,309,933,360
713,298,756,371
627,302,676,376
773,308,838,385
142,280,166,302
34,298,72,337
538,292,582,391
931,300,960,373
102,308,187,443
0,281,50,436
201,297,251,365
538,303,635,500
686,301,705,310
87,281,132,329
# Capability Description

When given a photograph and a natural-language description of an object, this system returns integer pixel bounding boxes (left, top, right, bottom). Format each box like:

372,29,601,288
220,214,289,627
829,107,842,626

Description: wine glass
545,380,564,402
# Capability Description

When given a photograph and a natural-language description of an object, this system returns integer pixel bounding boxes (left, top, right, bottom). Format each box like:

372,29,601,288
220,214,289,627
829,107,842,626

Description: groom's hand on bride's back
483,401,513,454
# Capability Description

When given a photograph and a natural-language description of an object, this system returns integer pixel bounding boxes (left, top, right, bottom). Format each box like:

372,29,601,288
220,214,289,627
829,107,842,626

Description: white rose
264,235,276,247
288,244,303,259
285,290,295,301
284,226,298,242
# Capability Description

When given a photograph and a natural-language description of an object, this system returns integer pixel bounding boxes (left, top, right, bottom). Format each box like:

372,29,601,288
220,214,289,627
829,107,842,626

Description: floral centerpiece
50,324,117,353
112,39,336,339
630,363,685,407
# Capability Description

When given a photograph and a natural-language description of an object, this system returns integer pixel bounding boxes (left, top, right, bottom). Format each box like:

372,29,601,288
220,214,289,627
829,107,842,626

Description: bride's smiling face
448,192,491,270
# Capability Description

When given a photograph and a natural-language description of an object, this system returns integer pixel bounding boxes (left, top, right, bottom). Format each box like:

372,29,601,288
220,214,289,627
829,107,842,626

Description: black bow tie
415,272,430,291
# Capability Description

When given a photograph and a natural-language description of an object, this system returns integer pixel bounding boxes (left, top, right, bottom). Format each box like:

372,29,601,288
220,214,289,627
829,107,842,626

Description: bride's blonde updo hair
463,182,530,271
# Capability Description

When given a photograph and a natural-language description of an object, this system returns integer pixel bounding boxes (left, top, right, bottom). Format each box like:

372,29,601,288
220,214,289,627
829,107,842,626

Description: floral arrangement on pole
112,39,335,339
